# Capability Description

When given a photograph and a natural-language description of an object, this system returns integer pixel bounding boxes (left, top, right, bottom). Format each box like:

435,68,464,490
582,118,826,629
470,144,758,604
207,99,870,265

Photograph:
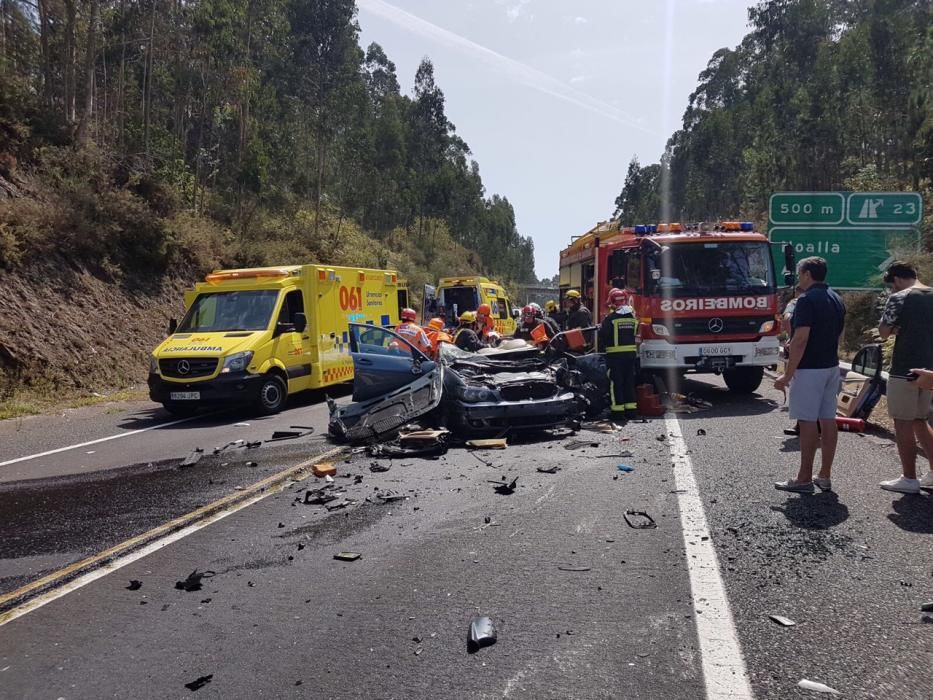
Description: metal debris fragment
768,615,796,627
468,616,497,653
180,449,204,468
797,679,840,695
623,510,657,529
334,552,361,562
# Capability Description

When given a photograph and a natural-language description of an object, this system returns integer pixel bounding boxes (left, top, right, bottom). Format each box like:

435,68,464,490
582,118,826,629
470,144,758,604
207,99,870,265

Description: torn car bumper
443,392,580,433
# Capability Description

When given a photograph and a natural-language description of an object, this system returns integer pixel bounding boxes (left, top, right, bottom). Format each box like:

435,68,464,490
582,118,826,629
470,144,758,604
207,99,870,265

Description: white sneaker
919,472,933,490
880,476,921,494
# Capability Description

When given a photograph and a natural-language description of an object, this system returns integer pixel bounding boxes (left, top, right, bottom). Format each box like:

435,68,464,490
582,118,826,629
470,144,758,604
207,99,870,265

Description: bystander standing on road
781,286,805,437
773,257,846,493
877,261,933,494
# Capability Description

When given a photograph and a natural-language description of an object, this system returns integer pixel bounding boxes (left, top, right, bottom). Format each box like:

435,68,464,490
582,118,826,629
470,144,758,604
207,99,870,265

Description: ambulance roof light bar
206,268,294,284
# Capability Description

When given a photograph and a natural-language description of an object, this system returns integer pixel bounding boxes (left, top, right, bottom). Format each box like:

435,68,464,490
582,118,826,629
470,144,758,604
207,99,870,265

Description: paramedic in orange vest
425,317,453,357
396,308,432,356
599,288,638,422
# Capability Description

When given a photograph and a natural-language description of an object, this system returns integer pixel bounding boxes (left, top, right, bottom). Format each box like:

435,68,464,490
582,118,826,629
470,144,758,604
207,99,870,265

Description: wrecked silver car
329,324,607,443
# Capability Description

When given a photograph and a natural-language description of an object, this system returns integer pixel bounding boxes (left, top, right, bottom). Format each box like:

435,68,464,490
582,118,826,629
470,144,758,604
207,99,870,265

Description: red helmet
400,308,417,322
477,303,491,316
529,303,543,318
521,304,535,318
608,288,627,307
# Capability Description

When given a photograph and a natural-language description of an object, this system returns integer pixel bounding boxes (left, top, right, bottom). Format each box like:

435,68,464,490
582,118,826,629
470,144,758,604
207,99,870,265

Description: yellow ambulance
426,276,517,335
148,264,401,416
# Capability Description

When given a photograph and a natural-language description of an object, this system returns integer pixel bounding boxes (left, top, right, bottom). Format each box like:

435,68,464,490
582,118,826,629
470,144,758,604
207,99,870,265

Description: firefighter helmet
400,307,417,322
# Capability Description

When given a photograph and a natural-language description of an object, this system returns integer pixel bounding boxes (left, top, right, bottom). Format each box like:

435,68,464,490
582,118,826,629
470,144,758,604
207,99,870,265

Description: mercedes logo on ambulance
177,360,191,375
708,318,724,333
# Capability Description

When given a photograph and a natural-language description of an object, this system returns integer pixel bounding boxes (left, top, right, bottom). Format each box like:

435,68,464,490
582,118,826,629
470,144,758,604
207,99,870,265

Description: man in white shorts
878,261,933,494
773,257,846,493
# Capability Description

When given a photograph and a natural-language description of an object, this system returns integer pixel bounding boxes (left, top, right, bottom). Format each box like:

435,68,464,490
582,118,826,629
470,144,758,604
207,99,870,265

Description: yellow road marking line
0,446,344,625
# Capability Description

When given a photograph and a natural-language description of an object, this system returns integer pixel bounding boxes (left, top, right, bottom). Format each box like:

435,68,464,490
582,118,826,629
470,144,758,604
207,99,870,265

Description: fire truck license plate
170,392,200,401
700,346,733,356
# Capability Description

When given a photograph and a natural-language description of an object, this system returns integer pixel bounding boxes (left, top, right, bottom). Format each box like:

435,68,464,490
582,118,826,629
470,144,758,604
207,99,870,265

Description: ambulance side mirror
293,313,307,333
168,318,177,335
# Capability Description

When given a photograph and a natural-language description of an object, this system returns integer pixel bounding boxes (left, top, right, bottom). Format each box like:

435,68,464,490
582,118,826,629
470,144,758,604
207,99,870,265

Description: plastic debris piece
245,461,258,467
212,440,244,455
313,462,337,478
557,565,591,572
468,616,497,653
920,601,933,612
768,614,796,627
270,430,302,440
245,441,262,449
369,462,390,473
623,510,657,529
174,570,215,592
655,434,667,442
325,500,352,511
304,489,337,505
797,679,840,695
185,674,213,691
234,422,250,427
334,552,361,562
466,438,508,450
537,466,560,474
376,491,406,503
126,580,142,591
180,449,204,468
494,478,518,495
697,429,707,436
616,464,634,473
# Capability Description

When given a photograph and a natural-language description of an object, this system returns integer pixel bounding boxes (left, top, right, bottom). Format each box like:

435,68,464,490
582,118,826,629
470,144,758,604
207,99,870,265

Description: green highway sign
769,192,845,225
769,227,921,290
847,192,922,226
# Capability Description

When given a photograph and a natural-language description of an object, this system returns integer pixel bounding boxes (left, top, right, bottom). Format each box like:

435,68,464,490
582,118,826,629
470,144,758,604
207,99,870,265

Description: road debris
581,420,621,433
624,510,657,529
557,565,591,572
797,679,841,695
537,466,560,474
234,422,250,427
313,462,337,478
616,464,634,473
468,616,497,653
334,552,361,562
184,674,213,691
768,615,796,627
126,580,142,591
175,570,215,592
245,461,258,467
325,500,353,511
697,429,707,436
466,438,508,449
369,462,390,473
376,490,406,503
269,428,314,441
565,440,598,450
245,441,262,449
179,448,204,468
494,477,518,495
304,489,337,505
369,436,449,458
920,601,933,612
213,440,244,455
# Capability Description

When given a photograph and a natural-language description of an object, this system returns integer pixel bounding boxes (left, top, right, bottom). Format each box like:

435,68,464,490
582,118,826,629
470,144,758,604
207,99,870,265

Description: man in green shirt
878,261,933,494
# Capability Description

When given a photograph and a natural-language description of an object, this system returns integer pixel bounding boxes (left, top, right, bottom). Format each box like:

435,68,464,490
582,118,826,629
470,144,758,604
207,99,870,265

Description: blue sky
357,0,753,278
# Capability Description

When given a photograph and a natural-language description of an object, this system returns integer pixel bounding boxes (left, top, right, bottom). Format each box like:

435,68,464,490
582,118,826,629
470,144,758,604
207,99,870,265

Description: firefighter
545,299,567,330
599,288,638,422
475,302,500,346
514,304,558,344
454,311,485,352
565,289,593,329
396,307,432,356
425,317,452,357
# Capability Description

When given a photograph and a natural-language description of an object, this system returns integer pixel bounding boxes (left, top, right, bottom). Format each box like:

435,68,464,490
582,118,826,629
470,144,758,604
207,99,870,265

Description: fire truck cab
559,221,785,393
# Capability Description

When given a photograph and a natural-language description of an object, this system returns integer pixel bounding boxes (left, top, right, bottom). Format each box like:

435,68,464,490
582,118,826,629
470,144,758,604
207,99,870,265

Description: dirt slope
0,258,194,397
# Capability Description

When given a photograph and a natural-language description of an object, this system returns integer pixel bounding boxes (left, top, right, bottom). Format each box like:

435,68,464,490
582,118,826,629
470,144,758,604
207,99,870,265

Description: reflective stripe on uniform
605,315,637,354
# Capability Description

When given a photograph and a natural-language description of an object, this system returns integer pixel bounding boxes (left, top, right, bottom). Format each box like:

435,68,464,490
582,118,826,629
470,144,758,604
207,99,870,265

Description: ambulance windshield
646,242,774,296
178,290,279,332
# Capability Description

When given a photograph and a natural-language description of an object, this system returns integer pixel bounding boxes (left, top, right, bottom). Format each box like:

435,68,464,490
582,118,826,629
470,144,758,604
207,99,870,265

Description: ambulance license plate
170,392,200,401
699,346,733,357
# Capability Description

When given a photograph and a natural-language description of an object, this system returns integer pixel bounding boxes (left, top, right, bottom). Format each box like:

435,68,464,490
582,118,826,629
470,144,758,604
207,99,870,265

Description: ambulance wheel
256,373,288,415
162,402,199,418
723,366,764,394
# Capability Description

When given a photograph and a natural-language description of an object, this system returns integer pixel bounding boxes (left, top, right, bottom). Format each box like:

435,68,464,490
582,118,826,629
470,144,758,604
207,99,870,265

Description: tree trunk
313,130,327,239
75,0,100,145
64,0,77,123
38,0,52,105
143,0,156,159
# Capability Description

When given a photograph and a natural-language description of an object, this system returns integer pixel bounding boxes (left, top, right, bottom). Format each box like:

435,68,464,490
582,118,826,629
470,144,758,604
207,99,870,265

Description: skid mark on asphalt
665,415,754,700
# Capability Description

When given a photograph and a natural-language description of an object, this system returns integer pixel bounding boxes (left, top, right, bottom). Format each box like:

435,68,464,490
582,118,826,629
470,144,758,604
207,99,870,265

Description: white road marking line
0,415,201,467
665,415,754,700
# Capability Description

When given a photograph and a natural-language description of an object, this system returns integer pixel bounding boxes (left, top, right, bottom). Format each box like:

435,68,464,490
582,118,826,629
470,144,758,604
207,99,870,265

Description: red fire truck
558,220,791,393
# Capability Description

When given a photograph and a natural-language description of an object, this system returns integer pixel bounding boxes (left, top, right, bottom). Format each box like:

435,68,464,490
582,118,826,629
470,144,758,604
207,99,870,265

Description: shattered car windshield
177,290,279,332
647,242,775,296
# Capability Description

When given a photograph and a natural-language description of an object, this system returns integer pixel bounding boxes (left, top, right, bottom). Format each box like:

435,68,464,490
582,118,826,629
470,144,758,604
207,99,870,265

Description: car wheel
256,374,288,415
723,366,764,394
162,402,199,418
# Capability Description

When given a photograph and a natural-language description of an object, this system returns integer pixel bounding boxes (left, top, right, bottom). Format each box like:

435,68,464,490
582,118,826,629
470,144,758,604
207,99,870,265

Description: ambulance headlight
222,351,254,374
149,356,160,374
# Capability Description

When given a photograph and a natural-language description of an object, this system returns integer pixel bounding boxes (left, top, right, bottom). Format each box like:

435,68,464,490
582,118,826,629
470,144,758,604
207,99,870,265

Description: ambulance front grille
159,358,220,379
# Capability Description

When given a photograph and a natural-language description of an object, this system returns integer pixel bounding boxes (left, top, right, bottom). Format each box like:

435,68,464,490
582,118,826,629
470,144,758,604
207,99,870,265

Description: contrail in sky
357,0,657,135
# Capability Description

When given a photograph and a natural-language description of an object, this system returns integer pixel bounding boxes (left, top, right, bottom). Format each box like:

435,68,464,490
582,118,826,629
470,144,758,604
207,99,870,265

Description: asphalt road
0,377,931,699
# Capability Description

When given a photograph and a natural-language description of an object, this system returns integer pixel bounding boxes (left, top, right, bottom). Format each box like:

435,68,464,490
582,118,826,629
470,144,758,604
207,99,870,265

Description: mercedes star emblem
177,359,191,375
708,318,724,333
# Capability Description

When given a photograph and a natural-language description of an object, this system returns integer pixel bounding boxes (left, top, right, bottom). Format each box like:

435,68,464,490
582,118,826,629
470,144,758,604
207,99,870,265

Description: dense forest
0,0,537,288
613,0,932,251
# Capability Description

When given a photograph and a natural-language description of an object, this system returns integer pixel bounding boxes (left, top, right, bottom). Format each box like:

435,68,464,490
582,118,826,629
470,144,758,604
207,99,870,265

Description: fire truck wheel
723,366,764,394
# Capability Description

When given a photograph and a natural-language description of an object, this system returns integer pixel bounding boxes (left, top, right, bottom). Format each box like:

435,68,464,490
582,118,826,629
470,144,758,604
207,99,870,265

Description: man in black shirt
877,261,933,494
773,257,846,493
564,289,592,329
453,311,485,352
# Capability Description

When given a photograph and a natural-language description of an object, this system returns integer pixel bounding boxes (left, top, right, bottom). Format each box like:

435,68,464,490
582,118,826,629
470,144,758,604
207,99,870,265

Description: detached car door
328,323,443,442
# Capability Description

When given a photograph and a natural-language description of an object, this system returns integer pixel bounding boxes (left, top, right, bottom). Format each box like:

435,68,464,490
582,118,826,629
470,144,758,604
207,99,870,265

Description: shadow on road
771,491,850,530
886,494,933,534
